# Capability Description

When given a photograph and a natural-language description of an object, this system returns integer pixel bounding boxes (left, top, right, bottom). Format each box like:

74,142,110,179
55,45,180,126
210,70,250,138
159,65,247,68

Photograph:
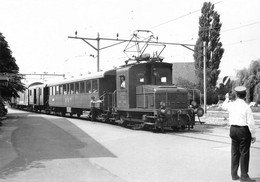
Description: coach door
33,89,37,104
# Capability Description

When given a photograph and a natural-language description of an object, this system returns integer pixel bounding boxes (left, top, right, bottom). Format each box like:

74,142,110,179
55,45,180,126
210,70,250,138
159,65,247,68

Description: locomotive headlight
160,101,166,108
195,107,204,117
159,101,172,117
160,108,172,118
164,108,172,117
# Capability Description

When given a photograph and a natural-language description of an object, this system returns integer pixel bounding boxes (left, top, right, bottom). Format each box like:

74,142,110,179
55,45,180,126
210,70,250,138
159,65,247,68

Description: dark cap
234,86,246,93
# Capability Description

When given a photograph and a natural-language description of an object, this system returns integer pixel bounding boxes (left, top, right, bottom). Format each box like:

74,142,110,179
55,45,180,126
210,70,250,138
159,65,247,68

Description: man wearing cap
89,96,103,121
222,86,256,181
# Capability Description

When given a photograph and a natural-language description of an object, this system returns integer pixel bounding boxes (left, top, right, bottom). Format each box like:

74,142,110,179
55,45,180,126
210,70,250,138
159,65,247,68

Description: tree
0,32,25,101
216,76,235,100
193,2,224,103
236,59,260,103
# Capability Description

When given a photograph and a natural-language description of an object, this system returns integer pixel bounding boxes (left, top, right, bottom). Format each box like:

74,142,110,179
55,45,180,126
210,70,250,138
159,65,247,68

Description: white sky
1,0,260,80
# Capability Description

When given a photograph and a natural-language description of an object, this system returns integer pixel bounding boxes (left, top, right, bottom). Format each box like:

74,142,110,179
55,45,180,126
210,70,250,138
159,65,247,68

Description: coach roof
47,69,116,86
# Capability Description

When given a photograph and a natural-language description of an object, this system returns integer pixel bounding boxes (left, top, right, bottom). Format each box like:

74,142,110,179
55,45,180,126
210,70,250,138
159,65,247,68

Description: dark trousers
90,107,101,121
229,125,252,178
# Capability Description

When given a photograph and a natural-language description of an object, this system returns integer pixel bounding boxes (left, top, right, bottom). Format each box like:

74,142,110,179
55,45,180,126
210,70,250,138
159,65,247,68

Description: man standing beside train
89,96,103,121
222,86,256,181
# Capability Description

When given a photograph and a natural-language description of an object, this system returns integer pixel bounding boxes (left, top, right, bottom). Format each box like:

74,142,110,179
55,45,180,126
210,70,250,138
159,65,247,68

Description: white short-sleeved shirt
222,98,256,137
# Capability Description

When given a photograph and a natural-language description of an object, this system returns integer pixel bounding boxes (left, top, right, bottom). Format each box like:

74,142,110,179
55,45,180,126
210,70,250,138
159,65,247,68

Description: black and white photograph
0,0,260,181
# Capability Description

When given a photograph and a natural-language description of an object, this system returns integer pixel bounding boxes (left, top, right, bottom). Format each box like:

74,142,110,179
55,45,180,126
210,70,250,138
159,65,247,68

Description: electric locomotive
107,55,204,132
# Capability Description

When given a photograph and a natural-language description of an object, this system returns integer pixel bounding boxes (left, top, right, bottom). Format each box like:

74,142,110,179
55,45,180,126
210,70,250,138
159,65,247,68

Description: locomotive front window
161,77,167,83
136,72,145,85
140,77,144,83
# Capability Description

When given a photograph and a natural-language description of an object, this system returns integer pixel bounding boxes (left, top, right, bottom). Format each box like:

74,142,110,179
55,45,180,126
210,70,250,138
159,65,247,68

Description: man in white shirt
222,86,256,181
89,96,103,121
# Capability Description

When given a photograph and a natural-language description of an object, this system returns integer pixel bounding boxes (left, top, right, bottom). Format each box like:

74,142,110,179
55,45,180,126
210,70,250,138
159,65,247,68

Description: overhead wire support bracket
68,30,197,72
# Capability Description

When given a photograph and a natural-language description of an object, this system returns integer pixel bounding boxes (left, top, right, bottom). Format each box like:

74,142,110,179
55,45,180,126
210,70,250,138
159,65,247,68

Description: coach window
49,87,52,96
52,87,55,95
63,84,67,95
59,85,63,95
79,81,85,93
75,82,79,94
70,83,74,94
92,79,98,93
86,80,91,93
55,86,59,95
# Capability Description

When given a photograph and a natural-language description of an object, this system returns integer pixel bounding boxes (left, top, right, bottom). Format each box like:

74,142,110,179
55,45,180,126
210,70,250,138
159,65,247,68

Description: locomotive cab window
136,73,145,85
120,76,126,89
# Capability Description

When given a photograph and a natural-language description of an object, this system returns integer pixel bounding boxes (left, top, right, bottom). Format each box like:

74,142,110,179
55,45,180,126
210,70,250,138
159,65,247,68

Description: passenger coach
47,70,116,117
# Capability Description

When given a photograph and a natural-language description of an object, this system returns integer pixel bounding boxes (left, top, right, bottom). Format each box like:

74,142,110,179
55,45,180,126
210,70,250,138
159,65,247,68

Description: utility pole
97,33,100,72
203,41,207,113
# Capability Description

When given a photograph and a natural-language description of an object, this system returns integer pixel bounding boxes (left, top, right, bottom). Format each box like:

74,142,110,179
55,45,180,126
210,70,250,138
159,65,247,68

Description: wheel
171,126,179,131
77,113,81,118
180,125,186,130
155,126,164,133
119,117,127,127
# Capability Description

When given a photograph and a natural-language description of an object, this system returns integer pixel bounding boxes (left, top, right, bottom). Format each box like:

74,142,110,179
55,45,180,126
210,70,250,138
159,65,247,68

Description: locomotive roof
118,61,172,70
47,69,116,86
119,61,172,69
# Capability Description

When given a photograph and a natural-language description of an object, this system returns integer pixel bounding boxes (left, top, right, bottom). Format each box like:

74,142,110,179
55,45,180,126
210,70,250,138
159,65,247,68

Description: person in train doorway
221,86,256,181
89,96,103,121
120,76,126,89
